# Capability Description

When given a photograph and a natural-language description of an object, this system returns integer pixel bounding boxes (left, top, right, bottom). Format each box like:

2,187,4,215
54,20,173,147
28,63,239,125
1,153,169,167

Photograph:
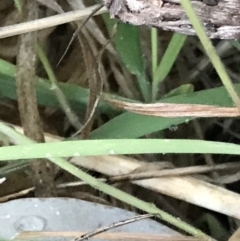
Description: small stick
107,162,240,183
74,213,156,241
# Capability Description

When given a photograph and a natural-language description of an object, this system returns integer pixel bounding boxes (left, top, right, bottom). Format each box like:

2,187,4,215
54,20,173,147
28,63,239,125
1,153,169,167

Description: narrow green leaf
152,33,187,100
180,0,240,109
115,23,151,102
114,24,144,76
0,59,112,114
0,139,240,160
151,27,158,77
103,15,151,102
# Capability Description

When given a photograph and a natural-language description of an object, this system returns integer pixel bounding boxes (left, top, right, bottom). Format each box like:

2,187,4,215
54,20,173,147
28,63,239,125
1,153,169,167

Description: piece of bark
103,0,240,39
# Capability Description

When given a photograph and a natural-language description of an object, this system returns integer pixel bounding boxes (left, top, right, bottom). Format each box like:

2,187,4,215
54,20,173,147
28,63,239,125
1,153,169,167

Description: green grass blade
152,33,186,100
180,0,240,109
0,121,213,240
0,139,240,160
103,15,151,102
151,27,158,77
114,23,151,102
0,59,112,114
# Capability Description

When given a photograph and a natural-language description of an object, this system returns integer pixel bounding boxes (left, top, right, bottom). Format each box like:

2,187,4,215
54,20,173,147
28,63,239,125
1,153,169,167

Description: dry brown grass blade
71,155,240,220
77,33,99,138
0,5,107,39
17,231,202,241
102,97,240,117
63,3,104,138
16,0,55,197
0,187,34,203
107,162,240,183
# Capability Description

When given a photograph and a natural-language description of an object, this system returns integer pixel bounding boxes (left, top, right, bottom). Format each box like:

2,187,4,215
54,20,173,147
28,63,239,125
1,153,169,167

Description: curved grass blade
90,84,240,139
180,0,240,110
